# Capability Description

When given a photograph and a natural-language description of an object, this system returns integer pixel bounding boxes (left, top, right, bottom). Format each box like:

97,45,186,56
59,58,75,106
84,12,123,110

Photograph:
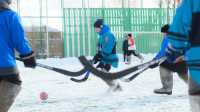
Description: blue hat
94,19,104,28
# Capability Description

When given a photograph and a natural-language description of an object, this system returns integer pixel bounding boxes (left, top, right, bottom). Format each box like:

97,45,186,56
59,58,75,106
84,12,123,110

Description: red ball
40,92,48,100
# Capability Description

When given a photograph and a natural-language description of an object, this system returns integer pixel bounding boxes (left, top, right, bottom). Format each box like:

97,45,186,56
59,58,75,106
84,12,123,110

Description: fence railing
63,8,175,58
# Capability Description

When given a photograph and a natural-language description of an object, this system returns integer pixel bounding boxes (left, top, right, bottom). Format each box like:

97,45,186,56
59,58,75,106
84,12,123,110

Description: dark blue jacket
122,39,128,51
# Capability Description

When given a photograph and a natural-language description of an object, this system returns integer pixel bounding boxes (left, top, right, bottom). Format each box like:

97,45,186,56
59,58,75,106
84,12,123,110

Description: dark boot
154,67,173,95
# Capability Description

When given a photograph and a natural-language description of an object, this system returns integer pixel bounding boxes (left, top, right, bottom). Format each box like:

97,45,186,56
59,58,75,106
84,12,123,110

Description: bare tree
154,0,179,8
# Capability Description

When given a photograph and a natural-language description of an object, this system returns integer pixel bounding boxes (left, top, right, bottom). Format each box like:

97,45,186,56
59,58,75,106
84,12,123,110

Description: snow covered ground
10,54,191,112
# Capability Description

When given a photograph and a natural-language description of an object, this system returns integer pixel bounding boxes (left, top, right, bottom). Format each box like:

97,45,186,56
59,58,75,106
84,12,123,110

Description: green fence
63,8,175,58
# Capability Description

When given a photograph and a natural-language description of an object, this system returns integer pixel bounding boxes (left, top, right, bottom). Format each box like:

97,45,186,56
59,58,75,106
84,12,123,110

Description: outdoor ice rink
10,54,191,112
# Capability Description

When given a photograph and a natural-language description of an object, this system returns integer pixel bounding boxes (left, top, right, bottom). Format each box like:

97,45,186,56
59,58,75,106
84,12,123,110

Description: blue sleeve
184,51,189,61
99,33,115,54
11,13,31,55
167,0,192,51
155,37,168,59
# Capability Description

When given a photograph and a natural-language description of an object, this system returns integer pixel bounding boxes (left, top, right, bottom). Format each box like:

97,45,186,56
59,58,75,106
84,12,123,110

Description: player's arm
167,0,192,51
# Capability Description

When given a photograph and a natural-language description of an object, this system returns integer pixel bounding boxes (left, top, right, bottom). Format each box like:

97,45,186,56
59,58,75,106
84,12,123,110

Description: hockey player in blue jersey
165,0,200,111
93,19,122,92
149,24,188,95
0,0,36,111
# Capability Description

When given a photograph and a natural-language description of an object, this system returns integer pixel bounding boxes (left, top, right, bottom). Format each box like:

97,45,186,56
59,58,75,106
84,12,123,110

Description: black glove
104,64,111,72
93,53,102,64
149,58,159,69
165,47,185,63
19,51,36,68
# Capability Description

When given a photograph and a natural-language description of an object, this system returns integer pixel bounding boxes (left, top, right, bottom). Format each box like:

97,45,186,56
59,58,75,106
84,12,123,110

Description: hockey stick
120,67,149,82
70,71,91,82
16,57,87,77
78,56,166,80
70,61,95,83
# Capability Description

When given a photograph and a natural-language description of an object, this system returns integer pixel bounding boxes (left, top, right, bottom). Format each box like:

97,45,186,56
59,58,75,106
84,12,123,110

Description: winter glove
19,51,36,68
149,58,159,69
104,64,111,72
96,63,111,72
165,47,185,63
93,52,102,64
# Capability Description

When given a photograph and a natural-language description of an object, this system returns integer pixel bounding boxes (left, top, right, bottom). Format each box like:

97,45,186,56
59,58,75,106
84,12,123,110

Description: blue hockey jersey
155,35,189,61
97,25,118,68
0,10,32,76
167,0,200,85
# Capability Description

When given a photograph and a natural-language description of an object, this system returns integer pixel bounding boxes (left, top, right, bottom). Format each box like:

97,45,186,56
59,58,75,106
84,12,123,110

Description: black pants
160,61,188,74
0,74,22,86
127,50,138,56
123,50,128,62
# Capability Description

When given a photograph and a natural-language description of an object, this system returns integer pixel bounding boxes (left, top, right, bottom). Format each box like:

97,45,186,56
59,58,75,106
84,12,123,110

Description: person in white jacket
127,34,144,64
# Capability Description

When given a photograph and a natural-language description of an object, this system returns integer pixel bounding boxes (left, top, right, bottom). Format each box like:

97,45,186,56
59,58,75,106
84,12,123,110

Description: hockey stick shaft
121,67,149,82
128,67,149,81
78,56,166,80
70,61,95,82
16,57,87,77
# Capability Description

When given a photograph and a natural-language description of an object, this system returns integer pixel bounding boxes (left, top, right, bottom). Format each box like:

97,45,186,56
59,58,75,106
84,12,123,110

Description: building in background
11,0,180,58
